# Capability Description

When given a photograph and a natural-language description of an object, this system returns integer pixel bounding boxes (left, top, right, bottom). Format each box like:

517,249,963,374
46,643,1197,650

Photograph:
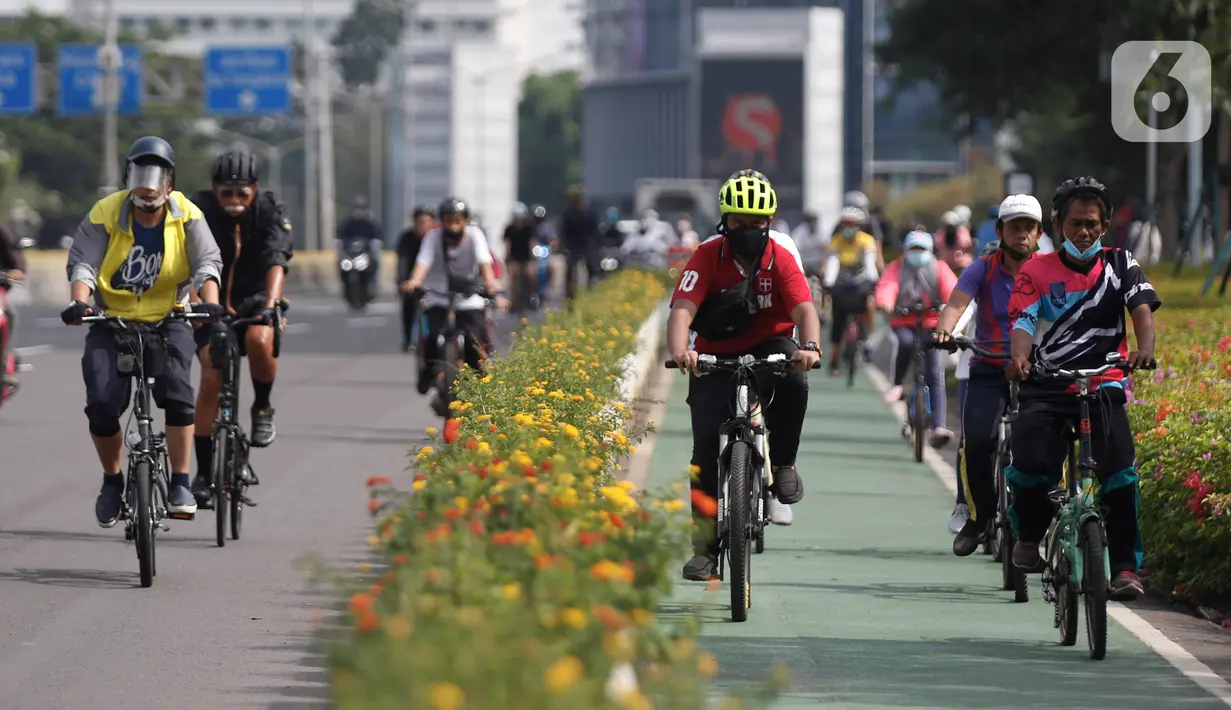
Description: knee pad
85,404,121,438
163,400,195,428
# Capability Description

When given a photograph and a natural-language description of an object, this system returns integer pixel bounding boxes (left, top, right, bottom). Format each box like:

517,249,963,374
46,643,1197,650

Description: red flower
690,489,718,518
443,418,461,444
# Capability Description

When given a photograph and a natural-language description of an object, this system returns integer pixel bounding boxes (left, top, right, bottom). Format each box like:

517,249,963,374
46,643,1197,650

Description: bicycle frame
715,368,770,566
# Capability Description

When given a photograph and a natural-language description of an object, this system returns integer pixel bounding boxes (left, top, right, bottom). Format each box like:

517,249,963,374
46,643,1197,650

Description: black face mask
443,228,463,244
726,226,769,262
944,226,958,248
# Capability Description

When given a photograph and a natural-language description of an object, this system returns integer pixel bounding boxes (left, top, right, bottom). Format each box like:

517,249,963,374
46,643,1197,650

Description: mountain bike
896,302,941,462
418,287,498,420
944,336,1026,602
81,308,211,588
1032,355,1155,660
666,353,819,622
202,299,287,547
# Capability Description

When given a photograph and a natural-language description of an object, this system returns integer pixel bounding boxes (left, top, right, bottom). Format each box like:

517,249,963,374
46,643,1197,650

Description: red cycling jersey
671,235,811,354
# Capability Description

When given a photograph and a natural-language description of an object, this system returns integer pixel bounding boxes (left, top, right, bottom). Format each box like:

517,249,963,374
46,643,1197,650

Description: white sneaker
947,503,969,534
769,499,793,525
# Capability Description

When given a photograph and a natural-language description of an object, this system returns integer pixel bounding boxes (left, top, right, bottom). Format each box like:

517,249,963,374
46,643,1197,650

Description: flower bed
327,270,783,709
1121,276,1231,606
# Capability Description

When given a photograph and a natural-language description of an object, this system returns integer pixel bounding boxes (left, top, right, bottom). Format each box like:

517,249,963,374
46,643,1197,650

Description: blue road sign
204,46,292,116
57,43,143,117
0,43,37,115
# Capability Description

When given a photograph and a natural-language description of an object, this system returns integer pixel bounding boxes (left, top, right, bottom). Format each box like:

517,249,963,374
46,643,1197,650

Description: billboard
698,58,805,216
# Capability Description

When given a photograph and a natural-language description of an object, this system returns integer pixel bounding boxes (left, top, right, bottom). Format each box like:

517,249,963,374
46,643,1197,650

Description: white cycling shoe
769,499,793,525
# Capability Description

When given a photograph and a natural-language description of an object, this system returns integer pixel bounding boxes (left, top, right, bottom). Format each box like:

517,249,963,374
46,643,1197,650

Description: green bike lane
641,370,1227,709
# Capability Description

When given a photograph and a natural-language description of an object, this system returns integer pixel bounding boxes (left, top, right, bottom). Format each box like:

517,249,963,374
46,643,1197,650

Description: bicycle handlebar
935,335,1010,358
81,309,212,327
222,298,291,329
893,303,942,317
665,353,822,371
418,286,503,302
1031,358,1156,381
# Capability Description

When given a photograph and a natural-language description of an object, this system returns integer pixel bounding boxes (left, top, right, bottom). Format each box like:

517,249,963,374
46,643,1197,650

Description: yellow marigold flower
535,437,554,449
600,486,637,511
562,424,581,439
561,607,588,628
615,690,652,710
544,656,584,693
412,479,427,491
500,582,521,600
618,480,636,492
481,375,492,384
453,496,469,512
425,427,439,436
664,499,685,512
418,446,434,457
613,431,628,445
428,682,465,710
630,608,653,627
384,614,412,640
477,441,491,454
603,628,635,660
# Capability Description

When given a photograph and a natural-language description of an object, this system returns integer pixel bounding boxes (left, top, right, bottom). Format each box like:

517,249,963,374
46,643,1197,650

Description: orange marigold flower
690,489,718,518
591,603,627,629
443,418,462,444
355,611,380,633
608,512,625,528
349,592,373,615
366,475,390,487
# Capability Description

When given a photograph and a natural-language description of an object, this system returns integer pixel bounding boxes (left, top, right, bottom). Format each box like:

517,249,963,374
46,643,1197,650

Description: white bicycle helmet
511,201,528,218
839,206,867,224
953,204,972,225
843,190,870,210
940,210,962,227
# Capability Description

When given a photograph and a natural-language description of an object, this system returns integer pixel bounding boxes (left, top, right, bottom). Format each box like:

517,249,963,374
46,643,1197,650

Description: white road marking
862,358,1231,707
282,323,311,334
14,345,53,357
346,316,387,328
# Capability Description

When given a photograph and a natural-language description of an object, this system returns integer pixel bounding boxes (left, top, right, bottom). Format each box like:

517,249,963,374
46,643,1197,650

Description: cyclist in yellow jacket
63,136,224,527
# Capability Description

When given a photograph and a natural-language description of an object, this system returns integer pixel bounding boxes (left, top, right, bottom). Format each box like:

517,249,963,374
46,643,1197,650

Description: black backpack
690,246,761,341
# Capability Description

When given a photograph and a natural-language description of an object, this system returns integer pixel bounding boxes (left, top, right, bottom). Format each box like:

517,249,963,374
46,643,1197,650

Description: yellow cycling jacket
66,190,222,322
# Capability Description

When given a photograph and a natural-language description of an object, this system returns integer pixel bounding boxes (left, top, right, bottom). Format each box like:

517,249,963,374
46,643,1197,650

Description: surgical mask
905,250,933,268
726,226,769,261
841,227,857,238
1062,234,1103,260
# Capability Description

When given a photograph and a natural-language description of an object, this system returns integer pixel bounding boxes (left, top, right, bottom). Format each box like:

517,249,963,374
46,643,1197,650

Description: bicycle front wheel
727,440,753,622
133,459,154,588
912,385,926,462
213,430,229,548
1082,520,1108,660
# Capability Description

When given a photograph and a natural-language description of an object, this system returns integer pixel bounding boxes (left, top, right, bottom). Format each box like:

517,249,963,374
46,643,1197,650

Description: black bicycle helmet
1050,176,1110,221
438,196,469,218
127,136,174,168
412,204,435,219
211,147,258,185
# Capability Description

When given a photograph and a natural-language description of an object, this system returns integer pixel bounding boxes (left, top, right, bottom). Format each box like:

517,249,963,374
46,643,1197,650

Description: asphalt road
0,294,533,710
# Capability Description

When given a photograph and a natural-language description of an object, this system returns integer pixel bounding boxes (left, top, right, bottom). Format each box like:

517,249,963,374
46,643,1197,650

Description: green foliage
518,72,581,213
331,0,407,90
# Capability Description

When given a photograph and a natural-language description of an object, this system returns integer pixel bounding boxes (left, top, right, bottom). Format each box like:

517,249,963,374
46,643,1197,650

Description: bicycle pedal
239,495,258,507
158,523,170,532
167,512,195,521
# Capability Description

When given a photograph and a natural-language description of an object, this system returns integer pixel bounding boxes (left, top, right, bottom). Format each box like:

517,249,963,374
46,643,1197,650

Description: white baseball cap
904,230,934,251
998,194,1043,224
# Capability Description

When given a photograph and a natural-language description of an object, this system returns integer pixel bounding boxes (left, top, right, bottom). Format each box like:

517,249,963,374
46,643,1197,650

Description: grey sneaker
167,484,198,515
1012,541,1041,570
682,553,717,582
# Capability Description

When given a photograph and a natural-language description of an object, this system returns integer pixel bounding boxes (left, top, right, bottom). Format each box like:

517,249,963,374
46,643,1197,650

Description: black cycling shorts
82,319,195,420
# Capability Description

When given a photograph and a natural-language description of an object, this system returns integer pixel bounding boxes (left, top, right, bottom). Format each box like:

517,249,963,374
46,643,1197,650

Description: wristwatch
801,342,820,353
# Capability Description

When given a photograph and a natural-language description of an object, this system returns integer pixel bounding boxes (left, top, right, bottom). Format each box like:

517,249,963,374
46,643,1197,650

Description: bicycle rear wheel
995,448,1028,602
727,440,752,622
230,442,247,540
1053,547,1079,646
212,430,229,548
1082,520,1108,660
134,459,154,588
843,331,858,388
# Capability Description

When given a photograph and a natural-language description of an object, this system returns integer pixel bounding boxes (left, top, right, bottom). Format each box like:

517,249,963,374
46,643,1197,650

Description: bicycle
895,302,942,462
943,336,1027,602
665,353,819,622
80,308,211,588
202,299,288,547
1030,355,1155,660
831,276,874,387
418,287,498,420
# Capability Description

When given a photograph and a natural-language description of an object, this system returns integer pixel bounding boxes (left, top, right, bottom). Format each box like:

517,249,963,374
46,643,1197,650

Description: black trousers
960,364,1012,524
401,291,420,347
417,307,486,395
687,336,809,552
1007,389,1142,574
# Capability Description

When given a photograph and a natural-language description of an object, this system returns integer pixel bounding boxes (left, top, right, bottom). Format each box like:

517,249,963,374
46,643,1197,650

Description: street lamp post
99,0,120,194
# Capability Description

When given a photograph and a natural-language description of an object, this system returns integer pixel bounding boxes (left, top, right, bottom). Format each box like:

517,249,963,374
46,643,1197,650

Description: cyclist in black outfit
558,186,600,300
188,147,293,506
397,205,437,351
503,201,536,310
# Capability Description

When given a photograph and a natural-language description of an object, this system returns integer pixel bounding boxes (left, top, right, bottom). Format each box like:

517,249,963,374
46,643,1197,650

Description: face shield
128,162,172,212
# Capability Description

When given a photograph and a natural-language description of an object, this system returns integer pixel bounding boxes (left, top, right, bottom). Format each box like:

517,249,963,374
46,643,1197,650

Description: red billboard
699,58,805,216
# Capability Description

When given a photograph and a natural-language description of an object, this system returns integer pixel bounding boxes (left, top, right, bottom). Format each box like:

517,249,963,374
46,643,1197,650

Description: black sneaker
770,465,804,504
191,473,213,509
952,519,986,557
95,478,124,528
167,483,198,515
250,407,276,448
682,553,717,581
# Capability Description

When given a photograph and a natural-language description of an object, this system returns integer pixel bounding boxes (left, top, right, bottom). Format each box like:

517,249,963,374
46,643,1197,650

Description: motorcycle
338,237,375,311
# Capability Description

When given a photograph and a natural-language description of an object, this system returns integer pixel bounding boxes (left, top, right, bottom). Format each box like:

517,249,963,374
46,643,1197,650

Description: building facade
580,0,962,214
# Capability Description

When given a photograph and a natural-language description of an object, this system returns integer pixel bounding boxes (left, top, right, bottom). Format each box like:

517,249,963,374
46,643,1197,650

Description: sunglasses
217,186,253,199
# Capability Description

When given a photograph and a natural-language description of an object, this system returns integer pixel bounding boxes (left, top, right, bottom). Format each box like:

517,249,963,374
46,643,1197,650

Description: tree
878,0,1207,258
518,72,580,212
0,11,217,244
331,0,406,90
